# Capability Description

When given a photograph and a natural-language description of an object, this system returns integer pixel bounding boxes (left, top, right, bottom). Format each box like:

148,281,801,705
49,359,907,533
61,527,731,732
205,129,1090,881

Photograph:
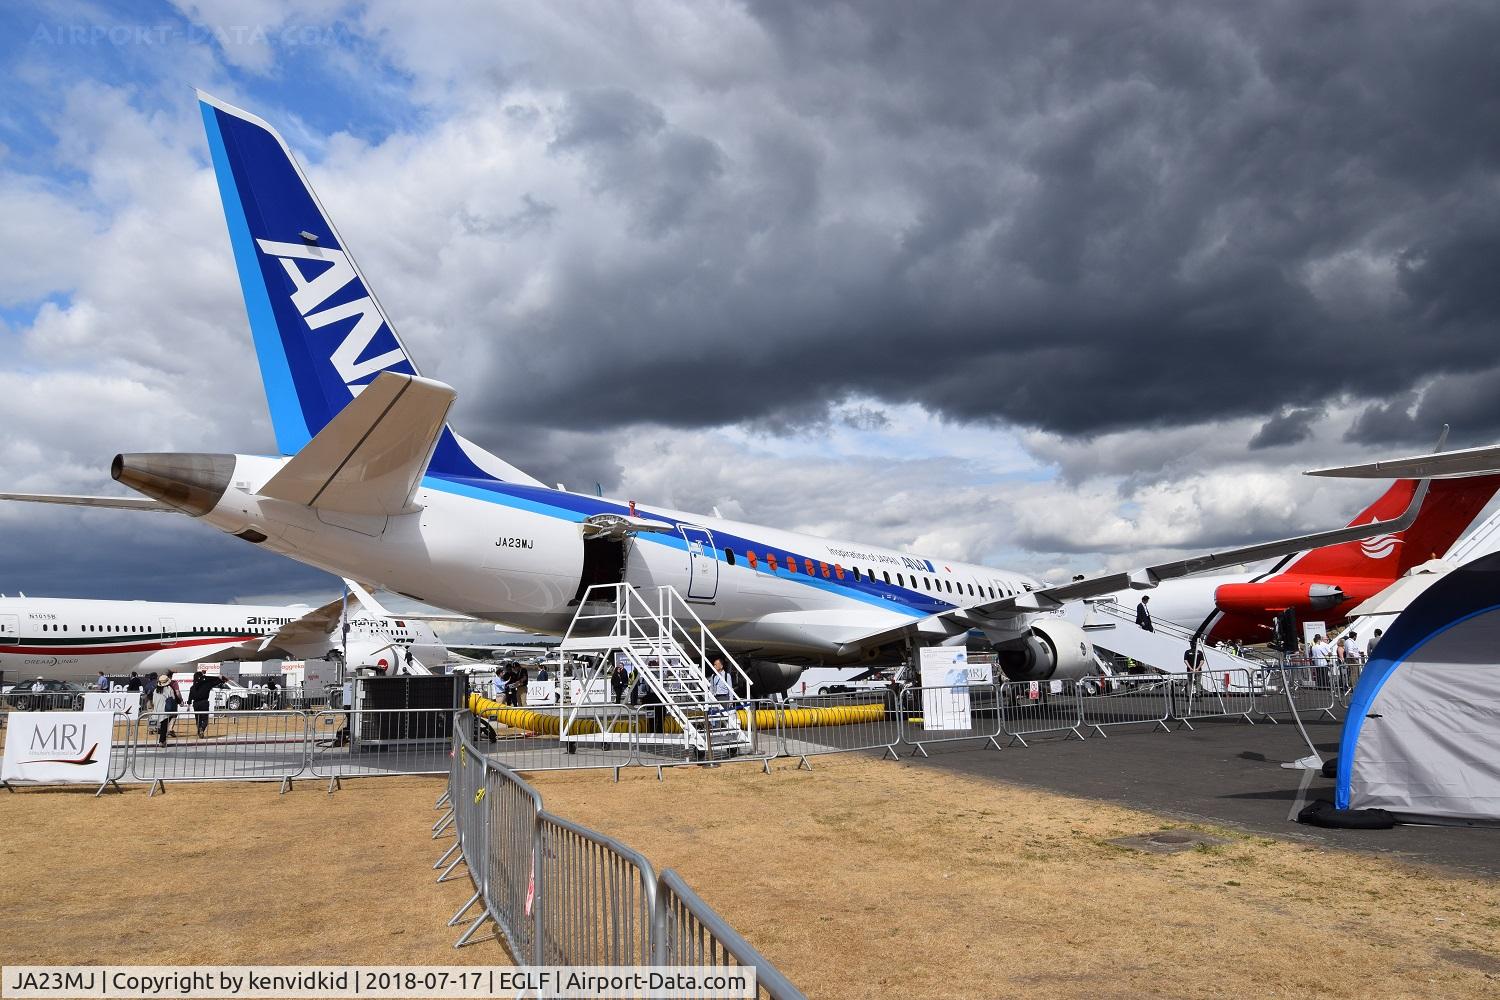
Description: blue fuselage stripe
420,473,939,618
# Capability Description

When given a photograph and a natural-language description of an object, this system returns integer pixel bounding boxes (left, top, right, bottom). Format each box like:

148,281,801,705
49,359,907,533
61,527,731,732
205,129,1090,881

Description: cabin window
804,558,815,575
945,580,953,593
725,547,736,566
923,577,931,591
835,564,845,580
897,573,905,587
788,555,799,573
819,561,829,578
883,571,891,584
852,567,861,581
748,550,758,569
766,553,777,571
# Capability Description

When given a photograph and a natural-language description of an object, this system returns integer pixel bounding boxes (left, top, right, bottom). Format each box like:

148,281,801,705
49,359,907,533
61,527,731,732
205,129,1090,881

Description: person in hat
151,674,183,746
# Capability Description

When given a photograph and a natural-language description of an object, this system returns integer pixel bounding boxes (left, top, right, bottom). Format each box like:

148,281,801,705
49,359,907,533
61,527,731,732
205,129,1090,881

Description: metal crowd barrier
899,683,1003,756
653,869,805,999
310,707,455,790
130,710,311,794
997,680,1085,745
475,700,643,776
1253,665,1340,723
776,689,902,764
2,689,88,713
441,713,805,996
538,811,656,965
1171,668,1258,727
1076,674,1172,736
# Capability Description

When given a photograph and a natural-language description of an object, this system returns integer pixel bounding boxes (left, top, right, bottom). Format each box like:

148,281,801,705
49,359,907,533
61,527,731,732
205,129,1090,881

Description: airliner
0,94,1448,692
0,580,444,682
1098,473,1500,644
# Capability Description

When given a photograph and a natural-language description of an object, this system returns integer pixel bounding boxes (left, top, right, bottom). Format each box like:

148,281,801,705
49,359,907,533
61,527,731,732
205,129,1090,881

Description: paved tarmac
899,715,1500,878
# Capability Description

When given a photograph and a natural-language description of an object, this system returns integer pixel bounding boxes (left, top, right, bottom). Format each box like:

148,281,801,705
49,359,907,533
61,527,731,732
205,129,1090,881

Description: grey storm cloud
1250,406,1325,450
434,0,1500,446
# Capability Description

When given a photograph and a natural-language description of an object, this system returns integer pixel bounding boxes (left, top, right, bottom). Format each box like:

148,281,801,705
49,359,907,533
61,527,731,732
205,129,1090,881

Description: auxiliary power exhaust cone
112,452,236,516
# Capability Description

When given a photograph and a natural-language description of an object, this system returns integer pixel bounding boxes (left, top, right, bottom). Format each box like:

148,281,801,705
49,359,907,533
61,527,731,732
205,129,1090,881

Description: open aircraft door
159,617,177,648
0,614,17,645
679,525,719,601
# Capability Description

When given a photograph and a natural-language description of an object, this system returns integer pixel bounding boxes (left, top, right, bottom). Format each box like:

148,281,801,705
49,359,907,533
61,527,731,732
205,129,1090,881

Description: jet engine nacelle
338,638,404,674
1214,580,1346,616
995,620,1096,683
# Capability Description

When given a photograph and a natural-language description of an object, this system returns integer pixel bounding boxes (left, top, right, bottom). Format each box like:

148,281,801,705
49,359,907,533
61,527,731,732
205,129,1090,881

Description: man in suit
1135,595,1154,632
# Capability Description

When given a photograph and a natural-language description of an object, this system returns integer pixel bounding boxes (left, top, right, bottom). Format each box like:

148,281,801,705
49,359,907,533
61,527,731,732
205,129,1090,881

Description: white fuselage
0,594,444,683
188,455,1043,664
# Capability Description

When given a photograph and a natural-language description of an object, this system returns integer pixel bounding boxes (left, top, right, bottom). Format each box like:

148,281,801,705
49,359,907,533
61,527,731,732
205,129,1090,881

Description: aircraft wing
0,493,174,512
259,371,456,516
834,477,1432,656
1306,442,1500,480
260,597,348,652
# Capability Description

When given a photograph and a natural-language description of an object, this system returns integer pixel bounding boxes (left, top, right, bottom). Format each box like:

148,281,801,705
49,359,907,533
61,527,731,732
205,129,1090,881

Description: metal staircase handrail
656,586,755,693
1088,600,1278,669
561,583,749,753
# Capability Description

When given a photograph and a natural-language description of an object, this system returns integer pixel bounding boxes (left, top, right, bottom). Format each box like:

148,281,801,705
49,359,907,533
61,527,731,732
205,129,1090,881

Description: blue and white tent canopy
1338,550,1500,824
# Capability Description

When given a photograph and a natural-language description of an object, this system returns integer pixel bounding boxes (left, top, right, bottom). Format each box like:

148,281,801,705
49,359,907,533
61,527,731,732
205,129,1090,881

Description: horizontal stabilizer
0,492,175,512
259,371,455,516
1307,441,1500,480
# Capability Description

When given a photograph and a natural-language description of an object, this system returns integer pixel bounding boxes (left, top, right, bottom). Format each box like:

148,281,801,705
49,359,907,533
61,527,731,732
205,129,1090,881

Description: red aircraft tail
1285,474,1500,580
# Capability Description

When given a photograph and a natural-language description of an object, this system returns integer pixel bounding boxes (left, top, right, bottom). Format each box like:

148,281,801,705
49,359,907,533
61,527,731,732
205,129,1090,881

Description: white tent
1335,550,1500,825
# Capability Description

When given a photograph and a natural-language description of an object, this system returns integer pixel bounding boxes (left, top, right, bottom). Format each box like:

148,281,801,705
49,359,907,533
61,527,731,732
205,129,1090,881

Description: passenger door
158,617,177,648
679,526,719,601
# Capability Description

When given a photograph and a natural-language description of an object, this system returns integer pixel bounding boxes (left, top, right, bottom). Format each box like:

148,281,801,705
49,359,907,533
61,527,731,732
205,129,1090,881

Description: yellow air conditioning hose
467,693,886,733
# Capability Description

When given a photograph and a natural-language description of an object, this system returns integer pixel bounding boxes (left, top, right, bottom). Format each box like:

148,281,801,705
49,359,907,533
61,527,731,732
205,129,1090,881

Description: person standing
152,674,183,746
1135,595,1154,632
186,670,224,738
1343,631,1364,662
141,671,157,720
96,671,111,692
1309,634,1331,686
1182,642,1206,694
708,657,734,703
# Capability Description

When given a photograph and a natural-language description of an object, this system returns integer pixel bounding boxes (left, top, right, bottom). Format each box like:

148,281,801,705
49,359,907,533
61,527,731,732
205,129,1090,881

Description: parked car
3,678,87,711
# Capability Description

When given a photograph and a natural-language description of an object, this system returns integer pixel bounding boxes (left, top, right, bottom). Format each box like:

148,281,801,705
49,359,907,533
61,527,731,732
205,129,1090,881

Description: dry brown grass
530,756,1500,1000
2,759,1496,1000
0,776,509,966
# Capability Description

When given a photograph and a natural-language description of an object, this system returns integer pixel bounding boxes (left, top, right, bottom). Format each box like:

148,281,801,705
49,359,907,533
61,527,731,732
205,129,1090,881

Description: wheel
226,696,245,711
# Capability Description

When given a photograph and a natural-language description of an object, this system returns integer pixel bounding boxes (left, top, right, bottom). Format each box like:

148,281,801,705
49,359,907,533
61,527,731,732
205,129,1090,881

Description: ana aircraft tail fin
197,92,543,488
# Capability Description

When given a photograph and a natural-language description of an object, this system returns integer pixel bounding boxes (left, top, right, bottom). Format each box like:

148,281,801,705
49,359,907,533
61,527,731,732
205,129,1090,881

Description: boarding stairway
1057,599,1275,692
558,583,756,760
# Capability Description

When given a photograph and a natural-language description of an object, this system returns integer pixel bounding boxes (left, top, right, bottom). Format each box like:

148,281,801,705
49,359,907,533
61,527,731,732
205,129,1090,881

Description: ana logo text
257,239,408,393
